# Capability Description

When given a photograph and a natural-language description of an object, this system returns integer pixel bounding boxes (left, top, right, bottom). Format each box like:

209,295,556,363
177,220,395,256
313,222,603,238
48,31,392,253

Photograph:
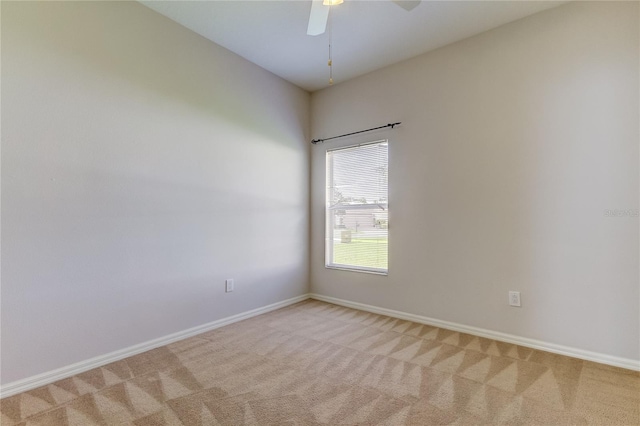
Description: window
326,140,388,274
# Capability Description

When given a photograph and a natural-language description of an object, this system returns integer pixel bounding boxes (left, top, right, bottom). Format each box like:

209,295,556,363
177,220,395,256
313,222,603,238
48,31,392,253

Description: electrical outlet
225,279,234,293
508,291,521,307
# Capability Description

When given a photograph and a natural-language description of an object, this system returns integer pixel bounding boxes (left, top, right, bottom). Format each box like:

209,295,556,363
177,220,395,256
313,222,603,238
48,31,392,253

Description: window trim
325,264,389,276
325,139,389,275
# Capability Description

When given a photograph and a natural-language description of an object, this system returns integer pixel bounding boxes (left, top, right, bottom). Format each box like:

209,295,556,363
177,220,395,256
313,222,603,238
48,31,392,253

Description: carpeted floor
1,299,639,425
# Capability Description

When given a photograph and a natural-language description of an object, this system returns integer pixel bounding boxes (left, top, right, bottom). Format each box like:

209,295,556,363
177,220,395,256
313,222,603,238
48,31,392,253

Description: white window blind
326,140,388,274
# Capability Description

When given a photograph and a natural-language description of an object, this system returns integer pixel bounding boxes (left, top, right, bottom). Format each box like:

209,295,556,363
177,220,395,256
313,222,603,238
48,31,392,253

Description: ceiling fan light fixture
323,0,344,6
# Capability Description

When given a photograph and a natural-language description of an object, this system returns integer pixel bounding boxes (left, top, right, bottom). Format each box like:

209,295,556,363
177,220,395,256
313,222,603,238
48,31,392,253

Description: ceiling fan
307,0,421,36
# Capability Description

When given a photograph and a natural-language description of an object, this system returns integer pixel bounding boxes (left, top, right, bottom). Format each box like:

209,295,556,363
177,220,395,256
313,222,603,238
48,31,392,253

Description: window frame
325,139,389,275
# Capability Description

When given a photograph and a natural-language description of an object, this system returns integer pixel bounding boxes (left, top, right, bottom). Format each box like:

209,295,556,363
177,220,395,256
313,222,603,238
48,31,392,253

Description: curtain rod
311,122,401,144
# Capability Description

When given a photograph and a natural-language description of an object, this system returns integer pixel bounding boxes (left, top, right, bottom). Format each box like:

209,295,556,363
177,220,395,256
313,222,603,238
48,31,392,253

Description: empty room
1,0,638,424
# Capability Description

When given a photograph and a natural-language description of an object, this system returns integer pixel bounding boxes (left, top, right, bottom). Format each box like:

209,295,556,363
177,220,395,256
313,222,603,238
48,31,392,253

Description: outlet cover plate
509,291,521,307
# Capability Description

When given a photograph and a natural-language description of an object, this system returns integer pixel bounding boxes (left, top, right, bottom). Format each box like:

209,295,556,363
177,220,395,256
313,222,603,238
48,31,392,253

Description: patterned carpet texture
1,299,639,425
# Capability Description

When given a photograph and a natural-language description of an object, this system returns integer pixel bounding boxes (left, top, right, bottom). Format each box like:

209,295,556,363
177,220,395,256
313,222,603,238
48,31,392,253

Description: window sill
325,265,388,276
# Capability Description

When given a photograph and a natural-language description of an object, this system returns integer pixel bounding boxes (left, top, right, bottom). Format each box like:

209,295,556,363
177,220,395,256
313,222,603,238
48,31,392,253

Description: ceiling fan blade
392,0,421,12
307,0,329,36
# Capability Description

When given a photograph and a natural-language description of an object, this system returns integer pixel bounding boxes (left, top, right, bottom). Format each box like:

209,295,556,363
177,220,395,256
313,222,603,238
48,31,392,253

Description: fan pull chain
328,44,333,85
328,6,334,85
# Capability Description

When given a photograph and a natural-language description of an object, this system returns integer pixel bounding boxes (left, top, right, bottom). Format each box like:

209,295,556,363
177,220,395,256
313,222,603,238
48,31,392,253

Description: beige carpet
1,299,639,425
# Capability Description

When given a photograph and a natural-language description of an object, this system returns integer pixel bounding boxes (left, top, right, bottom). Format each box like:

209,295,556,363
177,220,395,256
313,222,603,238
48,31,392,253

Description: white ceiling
140,0,566,92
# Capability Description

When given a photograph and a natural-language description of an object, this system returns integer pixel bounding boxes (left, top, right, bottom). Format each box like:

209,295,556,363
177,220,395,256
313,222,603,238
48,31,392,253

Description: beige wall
1,1,310,384
311,1,639,361
2,0,638,386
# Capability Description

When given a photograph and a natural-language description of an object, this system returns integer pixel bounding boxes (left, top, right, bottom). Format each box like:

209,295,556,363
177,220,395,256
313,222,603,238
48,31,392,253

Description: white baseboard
3,291,636,399
309,293,640,372
0,294,311,398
